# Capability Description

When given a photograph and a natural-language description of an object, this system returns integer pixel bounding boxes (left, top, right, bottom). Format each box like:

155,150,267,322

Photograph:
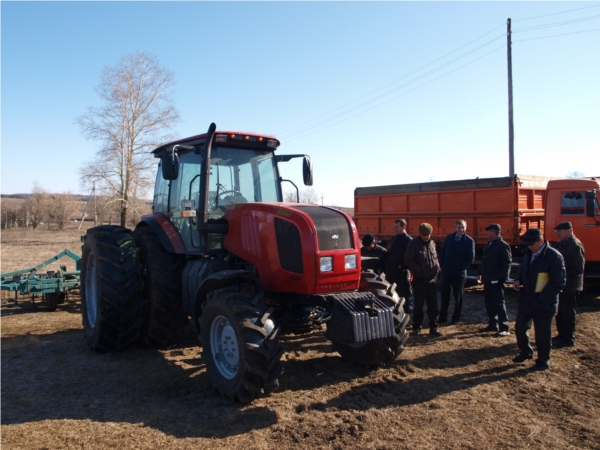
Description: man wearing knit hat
404,223,442,336
512,228,566,371
551,222,585,348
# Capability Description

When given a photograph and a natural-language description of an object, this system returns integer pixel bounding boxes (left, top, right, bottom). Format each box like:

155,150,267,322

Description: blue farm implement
1,249,81,311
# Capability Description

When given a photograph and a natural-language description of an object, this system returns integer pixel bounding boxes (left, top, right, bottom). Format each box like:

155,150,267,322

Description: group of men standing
360,219,585,371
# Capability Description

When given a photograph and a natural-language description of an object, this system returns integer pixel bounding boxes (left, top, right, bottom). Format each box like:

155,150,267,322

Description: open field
2,226,600,449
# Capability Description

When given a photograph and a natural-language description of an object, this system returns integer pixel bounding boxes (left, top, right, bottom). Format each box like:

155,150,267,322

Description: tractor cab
151,125,312,253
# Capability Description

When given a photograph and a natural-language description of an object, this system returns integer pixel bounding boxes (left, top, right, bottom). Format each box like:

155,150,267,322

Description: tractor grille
295,206,353,251
275,218,303,274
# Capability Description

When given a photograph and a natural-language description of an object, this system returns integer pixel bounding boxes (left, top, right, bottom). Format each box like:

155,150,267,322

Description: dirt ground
2,227,600,449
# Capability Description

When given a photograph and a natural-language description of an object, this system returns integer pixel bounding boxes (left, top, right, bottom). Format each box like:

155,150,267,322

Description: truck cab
545,178,600,279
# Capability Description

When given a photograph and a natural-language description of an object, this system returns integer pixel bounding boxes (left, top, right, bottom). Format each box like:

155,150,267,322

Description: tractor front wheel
80,226,144,351
201,285,283,403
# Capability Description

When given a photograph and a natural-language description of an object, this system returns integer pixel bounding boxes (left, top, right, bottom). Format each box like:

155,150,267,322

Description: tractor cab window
207,147,280,219
561,192,585,215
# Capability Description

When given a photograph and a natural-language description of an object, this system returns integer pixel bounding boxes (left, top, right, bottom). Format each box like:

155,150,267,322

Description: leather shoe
438,318,448,324
411,329,421,336
552,334,563,342
429,329,443,337
529,362,550,371
553,339,574,348
479,325,498,333
512,353,533,363
451,320,459,325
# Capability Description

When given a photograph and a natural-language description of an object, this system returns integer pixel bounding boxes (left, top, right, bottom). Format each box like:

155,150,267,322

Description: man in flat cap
551,222,585,348
438,220,475,325
360,234,387,276
404,223,442,336
513,228,566,371
385,219,413,314
477,223,512,336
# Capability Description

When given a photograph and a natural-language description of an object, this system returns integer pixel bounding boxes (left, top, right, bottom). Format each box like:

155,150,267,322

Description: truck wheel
201,285,283,403
331,272,410,367
133,226,188,346
80,226,144,351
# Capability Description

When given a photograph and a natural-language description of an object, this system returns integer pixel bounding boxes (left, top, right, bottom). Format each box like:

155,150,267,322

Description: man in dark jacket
551,221,585,348
477,223,512,336
513,228,566,371
360,234,387,276
385,219,413,314
438,220,475,325
404,223,441,336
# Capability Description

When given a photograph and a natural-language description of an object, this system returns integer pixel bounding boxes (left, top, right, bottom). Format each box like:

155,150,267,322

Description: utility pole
507,18,515,177
93,181,97,226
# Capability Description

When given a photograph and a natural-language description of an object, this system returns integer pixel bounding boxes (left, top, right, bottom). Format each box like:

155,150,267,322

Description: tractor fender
137,214,186,254
192,269,262,337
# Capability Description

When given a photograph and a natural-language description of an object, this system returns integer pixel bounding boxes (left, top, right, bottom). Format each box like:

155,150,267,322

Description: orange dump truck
354,175,600,281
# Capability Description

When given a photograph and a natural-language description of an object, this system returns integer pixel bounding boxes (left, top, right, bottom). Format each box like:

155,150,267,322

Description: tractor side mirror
161,147,179,180
585,190,597,217
303,155,313,186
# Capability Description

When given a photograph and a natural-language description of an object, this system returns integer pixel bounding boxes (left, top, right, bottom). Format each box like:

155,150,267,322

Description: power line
279,33,505,140
275,23,505,136
514,15,600,33
513,3,600,22
285,44,506,144
514,27,600,42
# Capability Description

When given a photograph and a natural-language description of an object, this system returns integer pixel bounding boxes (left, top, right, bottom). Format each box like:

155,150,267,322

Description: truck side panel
354,175,550,247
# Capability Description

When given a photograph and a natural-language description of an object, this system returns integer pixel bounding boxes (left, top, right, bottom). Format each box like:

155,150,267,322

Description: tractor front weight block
325,292,395,344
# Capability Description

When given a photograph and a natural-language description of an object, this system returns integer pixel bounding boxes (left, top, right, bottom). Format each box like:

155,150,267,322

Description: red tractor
80,123,409,402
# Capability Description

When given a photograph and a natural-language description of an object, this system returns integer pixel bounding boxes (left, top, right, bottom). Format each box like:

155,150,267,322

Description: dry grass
2,227,600,449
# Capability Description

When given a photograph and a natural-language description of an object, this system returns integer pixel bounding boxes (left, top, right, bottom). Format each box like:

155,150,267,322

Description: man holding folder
513,228,566,371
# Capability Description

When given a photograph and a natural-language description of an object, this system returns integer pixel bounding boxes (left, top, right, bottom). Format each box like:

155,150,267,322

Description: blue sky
2,1,599,207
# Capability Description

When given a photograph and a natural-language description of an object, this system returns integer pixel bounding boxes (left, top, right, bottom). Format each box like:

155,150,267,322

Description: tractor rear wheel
201,285,283,403
331,272,410,367
80,226,144,351
133,226,188,346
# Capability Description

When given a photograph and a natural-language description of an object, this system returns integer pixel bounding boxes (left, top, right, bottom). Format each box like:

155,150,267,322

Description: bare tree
284,188,319,204
565,171,585,178
48,192,79,230
75,52,180,227
26,182,49,229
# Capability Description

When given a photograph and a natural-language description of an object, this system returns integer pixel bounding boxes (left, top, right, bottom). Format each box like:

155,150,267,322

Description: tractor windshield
207,147,281,217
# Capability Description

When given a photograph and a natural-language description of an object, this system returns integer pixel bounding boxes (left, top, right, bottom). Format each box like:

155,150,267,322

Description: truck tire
80,226,144,351
331,272,410,367
201,285,283,403
45,292,65,311
133,226,188,346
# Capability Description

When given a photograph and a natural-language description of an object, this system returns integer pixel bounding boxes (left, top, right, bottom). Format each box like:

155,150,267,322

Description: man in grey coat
551,221,585,348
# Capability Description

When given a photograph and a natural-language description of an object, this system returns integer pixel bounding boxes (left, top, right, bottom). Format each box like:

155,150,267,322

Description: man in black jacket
477,224,512,336
551,221,585,348
385,219,413,314
513,228,566,371
438,220,475,325
404,223,441,336
360,233,387,276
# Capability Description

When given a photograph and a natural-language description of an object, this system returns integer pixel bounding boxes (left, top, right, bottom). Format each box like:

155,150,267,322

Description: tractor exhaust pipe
198,122,217,231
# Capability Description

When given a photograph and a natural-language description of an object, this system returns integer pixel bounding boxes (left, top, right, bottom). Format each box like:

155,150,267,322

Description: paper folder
534,272,549,293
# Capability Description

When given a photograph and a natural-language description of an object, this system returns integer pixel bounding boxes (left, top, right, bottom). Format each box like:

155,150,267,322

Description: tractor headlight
345,254,357,270
320,256,333,272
